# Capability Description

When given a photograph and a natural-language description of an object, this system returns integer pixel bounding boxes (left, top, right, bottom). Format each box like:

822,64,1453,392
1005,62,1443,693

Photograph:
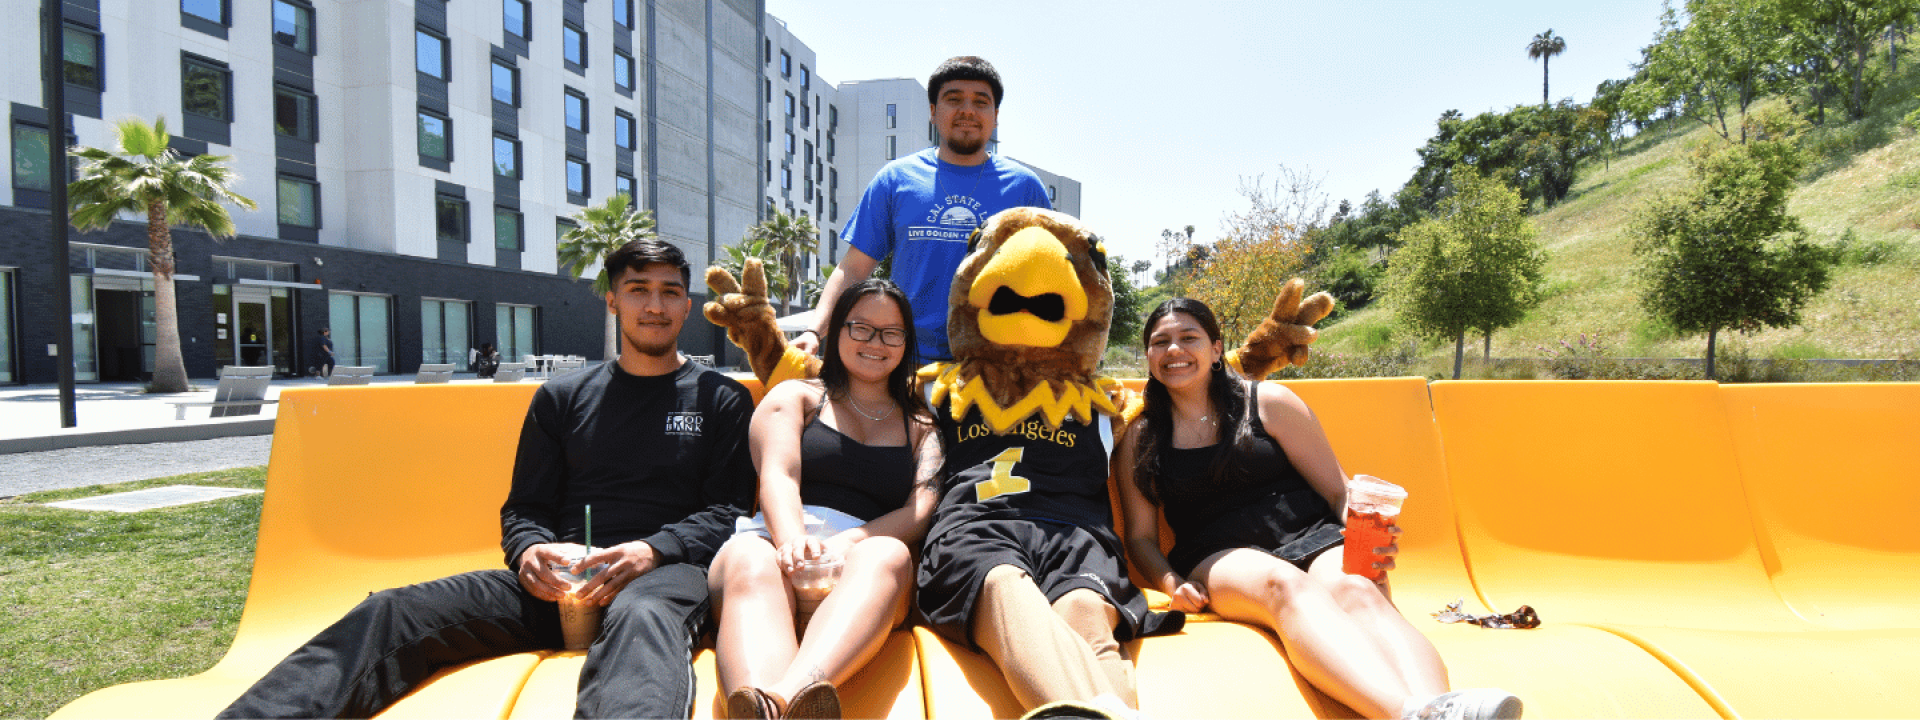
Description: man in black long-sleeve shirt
221,239,756,719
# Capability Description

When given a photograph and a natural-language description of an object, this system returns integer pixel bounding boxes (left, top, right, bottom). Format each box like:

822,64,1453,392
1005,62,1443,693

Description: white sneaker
1404,688,1523,720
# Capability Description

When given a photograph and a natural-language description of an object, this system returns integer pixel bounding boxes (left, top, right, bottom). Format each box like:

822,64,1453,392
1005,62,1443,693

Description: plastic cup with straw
556,503,602,649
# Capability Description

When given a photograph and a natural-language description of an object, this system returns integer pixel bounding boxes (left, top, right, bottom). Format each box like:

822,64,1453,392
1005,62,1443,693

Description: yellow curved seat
1432,380,1920,718
1720,383,1920,630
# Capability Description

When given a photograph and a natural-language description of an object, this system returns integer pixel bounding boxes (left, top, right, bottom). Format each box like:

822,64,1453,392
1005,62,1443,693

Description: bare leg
709,537,799,701
1052,589,1134,707
765,536,915,701
971,565,1113,710
1194,548,1438,719
1306,551,1449,699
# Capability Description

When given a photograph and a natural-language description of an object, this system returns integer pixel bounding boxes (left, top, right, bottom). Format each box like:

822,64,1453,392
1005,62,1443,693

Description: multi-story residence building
0,0,762,385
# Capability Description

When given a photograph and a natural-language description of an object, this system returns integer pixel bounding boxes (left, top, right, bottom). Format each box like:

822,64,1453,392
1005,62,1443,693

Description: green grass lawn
1,468,264,719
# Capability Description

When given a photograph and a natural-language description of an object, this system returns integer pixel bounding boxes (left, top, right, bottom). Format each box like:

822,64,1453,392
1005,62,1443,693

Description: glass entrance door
231,286,275,371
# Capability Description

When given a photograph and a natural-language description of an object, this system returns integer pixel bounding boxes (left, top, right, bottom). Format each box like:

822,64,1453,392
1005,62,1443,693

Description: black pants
218,564,710,719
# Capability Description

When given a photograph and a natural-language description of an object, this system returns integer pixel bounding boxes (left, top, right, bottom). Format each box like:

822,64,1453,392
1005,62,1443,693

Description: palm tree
1528,29,1567,106
68,116,257,393
745,209,820,316
557,193,657,360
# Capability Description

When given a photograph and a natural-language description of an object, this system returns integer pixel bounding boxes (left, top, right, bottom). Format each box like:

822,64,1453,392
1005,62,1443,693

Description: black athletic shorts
916,515,1183,651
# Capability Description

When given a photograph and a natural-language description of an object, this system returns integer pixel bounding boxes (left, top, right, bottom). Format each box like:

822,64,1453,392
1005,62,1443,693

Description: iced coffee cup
551,550,605,650
790,554,843,617
1342,475,1407,581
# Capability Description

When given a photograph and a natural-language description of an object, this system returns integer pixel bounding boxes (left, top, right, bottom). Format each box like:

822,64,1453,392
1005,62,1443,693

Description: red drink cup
1342,475,1406,580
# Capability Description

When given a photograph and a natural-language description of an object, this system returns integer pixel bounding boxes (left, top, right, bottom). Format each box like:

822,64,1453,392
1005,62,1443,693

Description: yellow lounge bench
1431,380,1920,718
52,378,1920,719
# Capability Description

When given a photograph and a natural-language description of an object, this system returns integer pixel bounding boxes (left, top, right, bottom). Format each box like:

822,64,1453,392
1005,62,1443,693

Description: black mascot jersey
926,401,1117,544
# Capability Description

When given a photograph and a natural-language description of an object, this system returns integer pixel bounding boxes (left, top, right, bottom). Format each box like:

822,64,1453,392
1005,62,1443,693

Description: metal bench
168,365,279,420
328,366,375,386
492,362,527,383
415,363,455,384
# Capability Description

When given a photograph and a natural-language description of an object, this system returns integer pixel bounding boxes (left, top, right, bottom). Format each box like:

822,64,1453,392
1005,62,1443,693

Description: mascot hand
702,259,819,385
1226,277,1335,380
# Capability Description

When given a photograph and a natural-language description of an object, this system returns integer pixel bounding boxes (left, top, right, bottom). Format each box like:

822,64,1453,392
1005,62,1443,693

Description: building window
11,123,52,193
64,25,103,90
779,50,790,77
272,1,313,53
564,89,587,132
1049,185,1058,203
182,55,232,121
417,109,451,162
416,28,449,79
781,165,791,190
503,0,530,39
420,298,472,369
330,292,393,373
436,193,467,243
493,135,519,178
829,104,838,129
0,270,13,383
804,140,813,168
885,135,896,161
784,131,794,157
277,175,319,228
497,304,538,363
801,97,810,129
885,103,897,129
566,156,589,197
800,65,810,90
614,51,634,90
562,23,586,69
274,84,317,141
764,38,771,65
784,92,794,118
614,0,634,28
182,0,226,25
491,59,518,105
615,172,634,199
495,208,523,251
615,111,635,150
825,133,835,161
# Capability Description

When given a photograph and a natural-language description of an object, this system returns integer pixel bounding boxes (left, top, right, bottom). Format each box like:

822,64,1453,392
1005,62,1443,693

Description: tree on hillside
1528,29,1568,106
1777,0,1920,122
1630,0,1791,142
1185,168,1329,339
558,193,657,360
1404,102,1606,212
744,209,820,316
68,116,257,393
1385,170,1546,379
1633,116,1835,379
1157,226,1194,281
1107,254,1149,350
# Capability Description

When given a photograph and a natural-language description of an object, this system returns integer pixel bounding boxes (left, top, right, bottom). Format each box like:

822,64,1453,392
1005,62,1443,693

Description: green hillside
1317,92,1920,365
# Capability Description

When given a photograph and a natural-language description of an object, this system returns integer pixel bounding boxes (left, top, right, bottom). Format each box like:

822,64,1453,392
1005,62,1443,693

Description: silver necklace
845,394,894,422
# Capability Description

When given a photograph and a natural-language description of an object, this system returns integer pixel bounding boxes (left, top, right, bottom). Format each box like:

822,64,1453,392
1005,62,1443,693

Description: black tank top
798,412,915,523
1157,383,1333,545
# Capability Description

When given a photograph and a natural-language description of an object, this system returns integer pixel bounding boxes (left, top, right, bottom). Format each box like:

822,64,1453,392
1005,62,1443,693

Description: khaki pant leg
1052,588,1135,707
971,565,1110,710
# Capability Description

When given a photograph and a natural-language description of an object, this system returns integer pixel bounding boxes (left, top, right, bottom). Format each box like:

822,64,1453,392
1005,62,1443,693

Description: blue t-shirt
844,148,1051,362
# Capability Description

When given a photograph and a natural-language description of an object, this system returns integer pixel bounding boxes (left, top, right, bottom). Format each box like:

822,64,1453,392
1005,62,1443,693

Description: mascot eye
989,287,1066,322
1086,235,1108,274
966,225,986,254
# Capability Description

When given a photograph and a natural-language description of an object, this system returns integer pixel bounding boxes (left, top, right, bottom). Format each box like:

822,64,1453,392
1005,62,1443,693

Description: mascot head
931,207,1120,429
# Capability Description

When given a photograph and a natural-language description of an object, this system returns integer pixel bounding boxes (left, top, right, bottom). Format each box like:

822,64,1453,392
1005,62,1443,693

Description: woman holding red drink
1115,298,1521,720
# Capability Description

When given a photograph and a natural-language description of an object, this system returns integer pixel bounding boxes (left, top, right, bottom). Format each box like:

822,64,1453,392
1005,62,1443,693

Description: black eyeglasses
843,321,907,347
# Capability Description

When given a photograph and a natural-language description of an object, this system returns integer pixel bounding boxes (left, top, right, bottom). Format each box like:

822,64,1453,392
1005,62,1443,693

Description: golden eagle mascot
704,207,1331,718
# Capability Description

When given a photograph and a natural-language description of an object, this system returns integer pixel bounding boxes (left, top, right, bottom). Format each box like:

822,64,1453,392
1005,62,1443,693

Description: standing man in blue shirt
793,56,1051,364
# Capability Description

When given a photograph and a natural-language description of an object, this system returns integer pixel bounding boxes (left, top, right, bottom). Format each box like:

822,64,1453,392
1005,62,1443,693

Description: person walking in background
790,56,1051,364
313,328,334,379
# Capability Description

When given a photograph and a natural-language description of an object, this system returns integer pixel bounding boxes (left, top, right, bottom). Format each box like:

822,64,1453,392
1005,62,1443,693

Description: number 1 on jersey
975,447,1029,502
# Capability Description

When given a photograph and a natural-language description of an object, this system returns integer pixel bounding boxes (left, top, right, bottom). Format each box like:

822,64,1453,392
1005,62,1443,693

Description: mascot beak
966,225,1089,347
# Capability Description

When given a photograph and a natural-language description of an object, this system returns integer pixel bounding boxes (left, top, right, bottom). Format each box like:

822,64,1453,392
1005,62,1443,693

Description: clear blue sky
766,0,1671,269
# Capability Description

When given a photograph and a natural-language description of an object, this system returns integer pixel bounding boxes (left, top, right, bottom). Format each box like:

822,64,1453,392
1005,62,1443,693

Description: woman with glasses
1114,298,1522,720
708,279,943,720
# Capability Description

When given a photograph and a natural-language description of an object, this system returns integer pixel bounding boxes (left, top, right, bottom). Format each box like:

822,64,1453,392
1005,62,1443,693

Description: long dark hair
817,279,931,425
1132,298,1257,505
